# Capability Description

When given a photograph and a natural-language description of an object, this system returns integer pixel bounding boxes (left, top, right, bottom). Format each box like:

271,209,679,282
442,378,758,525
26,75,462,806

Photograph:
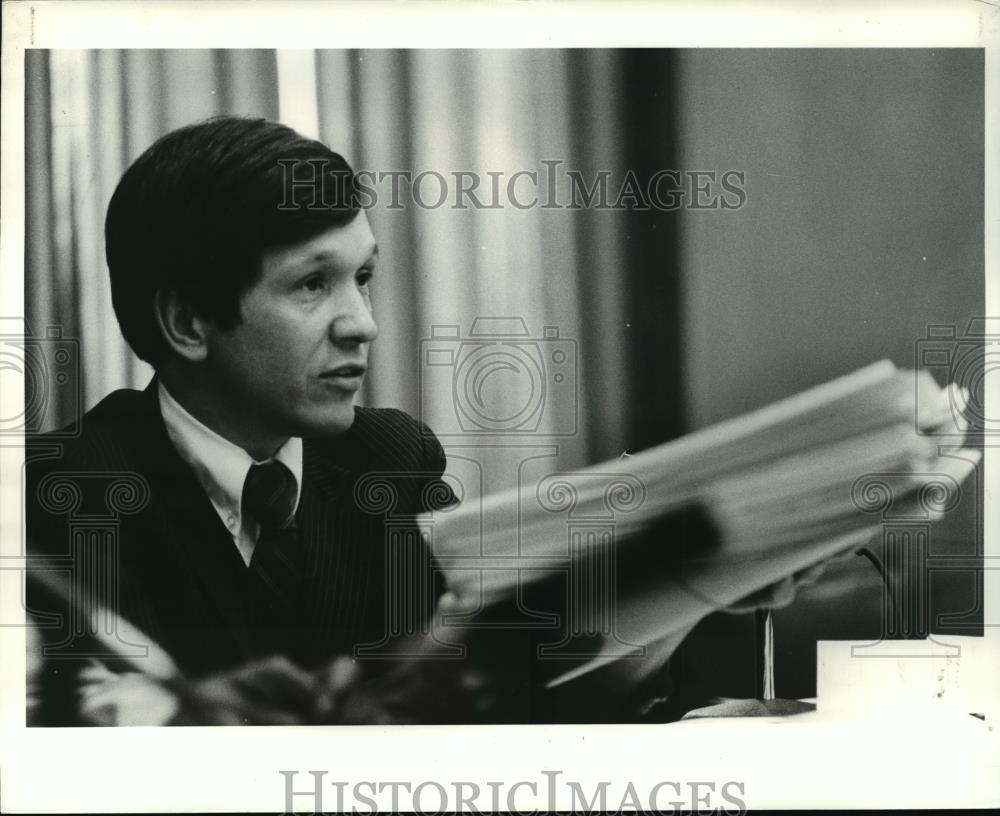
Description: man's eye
357,269,374,287
299,275,326,293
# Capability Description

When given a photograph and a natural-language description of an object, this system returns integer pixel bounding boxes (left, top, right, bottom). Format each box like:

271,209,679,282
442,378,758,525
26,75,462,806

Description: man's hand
726,562,829,612
725,548,860,613
316,657,502,725
311,594,509,724
170,655,320,725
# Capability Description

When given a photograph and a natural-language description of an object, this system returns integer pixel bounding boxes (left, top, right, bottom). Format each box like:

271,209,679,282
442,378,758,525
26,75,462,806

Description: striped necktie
241,460,302,651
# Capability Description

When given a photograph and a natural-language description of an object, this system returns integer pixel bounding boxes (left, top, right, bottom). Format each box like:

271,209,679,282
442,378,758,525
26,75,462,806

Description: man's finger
313,656,362,718
230,655,317,709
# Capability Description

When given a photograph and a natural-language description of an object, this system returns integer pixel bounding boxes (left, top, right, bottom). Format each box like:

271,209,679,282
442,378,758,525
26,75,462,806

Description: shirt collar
157,381,303,538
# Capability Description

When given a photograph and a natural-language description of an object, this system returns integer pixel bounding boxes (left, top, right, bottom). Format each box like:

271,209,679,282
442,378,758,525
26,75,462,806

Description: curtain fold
312,49,646,469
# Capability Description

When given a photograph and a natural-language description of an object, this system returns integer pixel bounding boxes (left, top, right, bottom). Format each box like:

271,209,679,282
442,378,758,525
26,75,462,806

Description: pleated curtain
25,49,663,469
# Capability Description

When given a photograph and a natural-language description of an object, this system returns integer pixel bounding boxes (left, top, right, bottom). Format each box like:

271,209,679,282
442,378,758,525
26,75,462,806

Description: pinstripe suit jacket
26,381,451,681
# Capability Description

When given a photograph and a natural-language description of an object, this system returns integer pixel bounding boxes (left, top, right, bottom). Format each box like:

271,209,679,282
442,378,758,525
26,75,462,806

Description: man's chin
301,405,358,438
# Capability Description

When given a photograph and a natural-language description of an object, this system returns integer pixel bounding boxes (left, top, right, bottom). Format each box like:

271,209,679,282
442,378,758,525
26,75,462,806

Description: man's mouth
319,365,367,390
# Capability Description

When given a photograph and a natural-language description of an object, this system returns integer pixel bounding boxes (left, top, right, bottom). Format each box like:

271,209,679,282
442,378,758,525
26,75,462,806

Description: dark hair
105,116,360,366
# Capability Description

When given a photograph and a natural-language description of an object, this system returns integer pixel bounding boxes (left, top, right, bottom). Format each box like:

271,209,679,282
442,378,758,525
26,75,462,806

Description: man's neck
156,368,288,461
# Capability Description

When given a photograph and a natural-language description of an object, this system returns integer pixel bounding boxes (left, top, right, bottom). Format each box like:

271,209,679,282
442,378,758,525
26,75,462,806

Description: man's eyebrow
291,243,379,269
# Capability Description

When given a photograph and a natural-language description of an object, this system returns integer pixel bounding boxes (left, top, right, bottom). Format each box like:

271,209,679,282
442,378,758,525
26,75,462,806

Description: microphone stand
681,608,815,719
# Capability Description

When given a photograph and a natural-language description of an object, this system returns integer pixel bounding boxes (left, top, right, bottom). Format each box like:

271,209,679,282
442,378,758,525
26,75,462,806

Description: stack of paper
425,361,980,679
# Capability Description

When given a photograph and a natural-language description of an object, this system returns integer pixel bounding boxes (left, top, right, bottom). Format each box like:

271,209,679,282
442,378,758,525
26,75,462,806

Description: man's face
203,211,379,445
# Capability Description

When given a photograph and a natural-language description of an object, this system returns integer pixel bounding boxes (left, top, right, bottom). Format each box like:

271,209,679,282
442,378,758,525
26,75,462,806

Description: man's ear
153,289,211,362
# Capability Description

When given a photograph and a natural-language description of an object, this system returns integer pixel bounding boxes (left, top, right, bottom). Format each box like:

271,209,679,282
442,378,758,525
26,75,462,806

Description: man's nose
330,291,378,345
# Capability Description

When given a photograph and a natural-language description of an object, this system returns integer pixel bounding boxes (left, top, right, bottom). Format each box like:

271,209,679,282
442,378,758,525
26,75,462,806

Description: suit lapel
128,383,258,665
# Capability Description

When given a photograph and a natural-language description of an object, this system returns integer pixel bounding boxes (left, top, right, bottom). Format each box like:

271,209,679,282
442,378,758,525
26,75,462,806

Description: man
26,116,459,724
26,116,816,726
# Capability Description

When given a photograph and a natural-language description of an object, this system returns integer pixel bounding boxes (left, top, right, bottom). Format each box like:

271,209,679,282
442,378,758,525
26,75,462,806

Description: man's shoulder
24,388,162,553
309,406,447,476
28,396,449,482
28,387,156,466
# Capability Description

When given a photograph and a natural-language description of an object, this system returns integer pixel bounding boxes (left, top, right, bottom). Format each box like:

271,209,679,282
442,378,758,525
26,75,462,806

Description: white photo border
1,1,997,812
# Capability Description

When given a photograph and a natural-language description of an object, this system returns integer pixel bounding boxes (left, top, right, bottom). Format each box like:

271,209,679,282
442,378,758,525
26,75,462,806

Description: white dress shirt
157,382,303,567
